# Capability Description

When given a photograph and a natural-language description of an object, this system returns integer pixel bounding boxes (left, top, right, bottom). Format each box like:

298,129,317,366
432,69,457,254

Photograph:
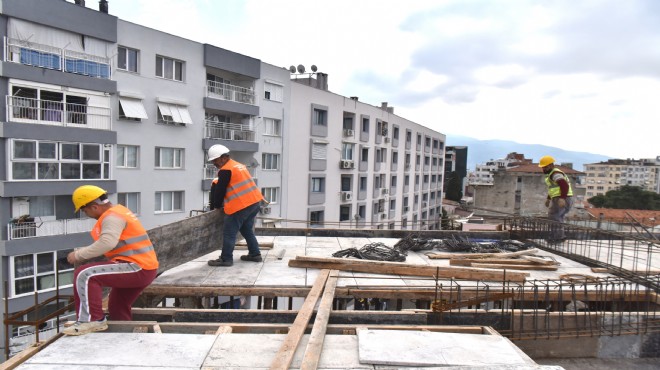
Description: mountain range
445,136,612,172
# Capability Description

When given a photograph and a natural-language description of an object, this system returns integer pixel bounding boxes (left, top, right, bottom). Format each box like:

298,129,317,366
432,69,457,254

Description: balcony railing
7,218,96,240
206,81,255,104
205,120,255,142
204,164,257,181
4,37,111,79
6,96,111,130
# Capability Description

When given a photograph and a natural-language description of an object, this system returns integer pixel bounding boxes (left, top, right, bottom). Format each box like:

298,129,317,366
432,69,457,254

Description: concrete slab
358,330,534,367
306,236,342,249
20,333,216,369
202,333,372,369
337,237,373,250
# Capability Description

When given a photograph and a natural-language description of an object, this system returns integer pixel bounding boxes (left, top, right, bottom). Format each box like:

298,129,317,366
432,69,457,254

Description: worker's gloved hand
545,199,550,208
557,198,566,208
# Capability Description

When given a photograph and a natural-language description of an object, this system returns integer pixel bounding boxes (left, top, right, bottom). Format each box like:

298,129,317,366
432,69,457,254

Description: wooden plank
132,326,149,333
0,333,63,370
519,255,558,265
301,270,339,370
450,259,540,266
236,241,274,249
153,324,162,334
270,269,330,370
426,248,539,259
289,256,529,282
470,263,559,271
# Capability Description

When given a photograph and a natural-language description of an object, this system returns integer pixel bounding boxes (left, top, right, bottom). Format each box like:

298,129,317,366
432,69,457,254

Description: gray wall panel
2,122,116,143
203,97,259,116
1,180,116,197
203,44,260,79
1,0,117,42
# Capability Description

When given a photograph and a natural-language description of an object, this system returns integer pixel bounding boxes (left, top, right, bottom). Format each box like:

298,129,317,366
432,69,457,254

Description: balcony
204,120,256,142
206,81,255,105
7,218,96,240
4,37,111,79
6,95,111,130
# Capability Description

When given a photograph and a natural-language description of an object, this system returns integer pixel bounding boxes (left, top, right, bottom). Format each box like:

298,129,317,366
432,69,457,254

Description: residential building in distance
580,157,660,198
0,0,445,354
443,146,468,201
468,152,532,186
469,162,584,217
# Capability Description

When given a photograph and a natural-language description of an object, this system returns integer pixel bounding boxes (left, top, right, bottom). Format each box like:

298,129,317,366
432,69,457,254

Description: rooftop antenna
289,64,320,81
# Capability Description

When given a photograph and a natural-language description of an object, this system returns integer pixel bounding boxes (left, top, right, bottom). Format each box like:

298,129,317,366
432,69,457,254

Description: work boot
63,318,108,336
208,258,233,267
240,254,263,262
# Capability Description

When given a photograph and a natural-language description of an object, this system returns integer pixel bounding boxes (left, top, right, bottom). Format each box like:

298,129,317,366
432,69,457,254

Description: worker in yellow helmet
538,156,573,243
64,185,159,335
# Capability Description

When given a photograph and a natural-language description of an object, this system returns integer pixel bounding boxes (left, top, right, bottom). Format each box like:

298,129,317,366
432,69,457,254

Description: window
311,142,327,160
390,199,396,211
358,205,366,219
361,147,369,162
118,46,138,73
262,153,280,170
393,127,399,139
313,108,327,126
264,82,283,102
341,175,352,191
157,102,192,125
118,97,148,121
264,118,281,136
341,143,354,161
118,192,140,214
340,205,351,222
10,85,91,125
392,151,398,164
10,140,109,181
343,116,354,130
360,176,368,191
156,55,183,81
391,175,397,188
311,177,325,193
262,187,279,203
155,191,184,213
310,210,324,226
10,251,73,297
155,147,183,169
361,117,369,133
116,145,139,168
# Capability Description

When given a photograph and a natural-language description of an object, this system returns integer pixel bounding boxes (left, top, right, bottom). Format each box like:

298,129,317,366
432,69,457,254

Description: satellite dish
297,64,305,74
311,65,318,72
289,65,296,73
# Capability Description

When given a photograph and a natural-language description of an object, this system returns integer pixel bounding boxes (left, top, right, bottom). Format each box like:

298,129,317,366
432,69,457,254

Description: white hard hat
208,144,230,161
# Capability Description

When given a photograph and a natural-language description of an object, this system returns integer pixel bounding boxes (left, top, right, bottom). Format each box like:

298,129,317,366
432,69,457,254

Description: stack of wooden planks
426,248,560,271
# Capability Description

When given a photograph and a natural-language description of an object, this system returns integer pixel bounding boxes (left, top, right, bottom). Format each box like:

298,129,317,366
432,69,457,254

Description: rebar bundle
332,242,407,262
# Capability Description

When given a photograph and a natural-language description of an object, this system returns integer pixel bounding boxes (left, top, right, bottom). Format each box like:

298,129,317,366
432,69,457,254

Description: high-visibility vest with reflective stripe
92,204,159,270
220,158,264,215
545,168,574,199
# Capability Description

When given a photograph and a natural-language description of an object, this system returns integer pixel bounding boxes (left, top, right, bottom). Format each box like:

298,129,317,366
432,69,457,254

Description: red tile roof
585,208,660,227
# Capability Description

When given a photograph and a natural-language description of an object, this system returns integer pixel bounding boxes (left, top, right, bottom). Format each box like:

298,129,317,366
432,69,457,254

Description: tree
587,185,660,210
445,171,463,202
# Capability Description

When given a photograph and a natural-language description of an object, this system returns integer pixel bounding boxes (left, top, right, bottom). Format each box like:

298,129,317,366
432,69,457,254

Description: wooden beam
301,270,338,370
289,256,529,282
143,286,312,297
427,248,540,259
450,258,542,266
215,325,233,335
469,263,559,271
270,269,330,370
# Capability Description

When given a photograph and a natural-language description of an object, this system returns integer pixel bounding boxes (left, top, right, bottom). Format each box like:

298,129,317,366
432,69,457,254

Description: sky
86,0,659,159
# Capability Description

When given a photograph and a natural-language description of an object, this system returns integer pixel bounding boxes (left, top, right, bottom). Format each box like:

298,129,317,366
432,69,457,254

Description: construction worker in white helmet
538,155,573,243
206,144,265,267
64,185,159,335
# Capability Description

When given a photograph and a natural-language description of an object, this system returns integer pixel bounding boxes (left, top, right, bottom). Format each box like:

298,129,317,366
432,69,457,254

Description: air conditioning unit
384,137,390,143
343,129,354,137
340,160,354,169
381,188,389,195
341,191,353,201
261,207,271,214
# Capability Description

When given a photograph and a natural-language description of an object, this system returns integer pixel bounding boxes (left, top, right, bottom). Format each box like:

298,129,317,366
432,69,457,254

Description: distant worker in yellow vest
65,185,159,335
539,155,573,243
207,144,265,266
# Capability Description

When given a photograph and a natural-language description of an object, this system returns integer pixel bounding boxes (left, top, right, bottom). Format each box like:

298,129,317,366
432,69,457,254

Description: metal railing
204,120,255,142
206,81,255,104
4,37,111,79
6,96,112,130
7,218,96,240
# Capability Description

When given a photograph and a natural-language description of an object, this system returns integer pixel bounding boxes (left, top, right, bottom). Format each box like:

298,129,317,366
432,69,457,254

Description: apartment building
0,0,444,355
444,146,468,201
286,80,446,230
468,152,532,185
580,158,660,198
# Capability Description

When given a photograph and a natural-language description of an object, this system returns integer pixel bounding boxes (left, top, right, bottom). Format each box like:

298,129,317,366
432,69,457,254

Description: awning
119,97,148,119
157,102,192,124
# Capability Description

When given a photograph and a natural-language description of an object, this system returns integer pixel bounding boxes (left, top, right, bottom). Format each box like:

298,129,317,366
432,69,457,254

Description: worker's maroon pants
72,260,157,322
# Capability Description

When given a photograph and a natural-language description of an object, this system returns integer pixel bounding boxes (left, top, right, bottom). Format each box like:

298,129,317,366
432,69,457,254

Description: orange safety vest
220,158,264,215
92,204,159,270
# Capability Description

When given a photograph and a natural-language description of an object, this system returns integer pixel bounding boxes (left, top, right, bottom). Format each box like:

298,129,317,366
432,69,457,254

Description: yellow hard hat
72,185,107,212
538,155,555,168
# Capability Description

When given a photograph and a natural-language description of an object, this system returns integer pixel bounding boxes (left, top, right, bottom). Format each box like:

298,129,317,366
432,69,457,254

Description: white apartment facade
581,157,660,197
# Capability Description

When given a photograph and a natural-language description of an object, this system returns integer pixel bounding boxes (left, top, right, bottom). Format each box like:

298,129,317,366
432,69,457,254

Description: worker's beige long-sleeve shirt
74,214,127,261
